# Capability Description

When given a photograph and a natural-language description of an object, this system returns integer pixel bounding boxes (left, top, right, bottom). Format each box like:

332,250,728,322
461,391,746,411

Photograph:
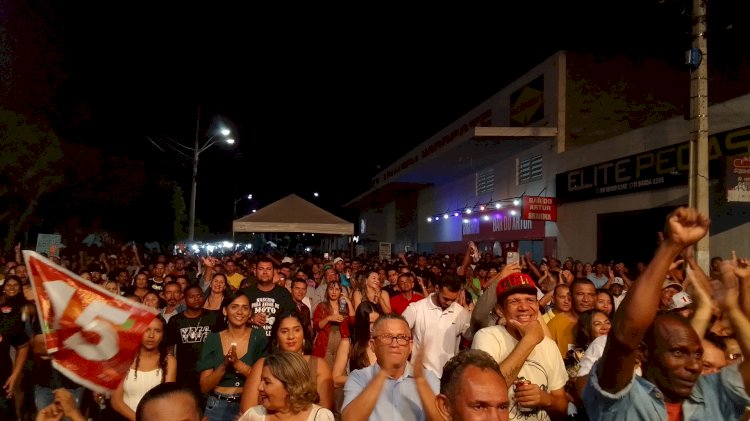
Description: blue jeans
204,393,241,421
34,385,84,413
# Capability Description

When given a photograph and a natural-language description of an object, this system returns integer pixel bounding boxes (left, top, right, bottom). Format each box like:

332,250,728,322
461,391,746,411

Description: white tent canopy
232,194,354,235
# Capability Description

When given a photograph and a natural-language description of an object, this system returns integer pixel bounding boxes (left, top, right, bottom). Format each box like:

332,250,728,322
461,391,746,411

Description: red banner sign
522,196,557,221
24,251,157,393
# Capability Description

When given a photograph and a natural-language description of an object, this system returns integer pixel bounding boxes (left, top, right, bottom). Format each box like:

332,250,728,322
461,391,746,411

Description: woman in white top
238,351,333,421
111,316,176,421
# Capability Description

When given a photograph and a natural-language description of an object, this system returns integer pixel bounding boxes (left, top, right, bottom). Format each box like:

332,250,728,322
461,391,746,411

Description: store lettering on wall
374,109,493,185
462,219,480,235
493,215,533,232
556,126,750,203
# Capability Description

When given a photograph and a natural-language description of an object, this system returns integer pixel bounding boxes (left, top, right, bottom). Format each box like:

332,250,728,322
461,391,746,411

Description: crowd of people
1,206,749,420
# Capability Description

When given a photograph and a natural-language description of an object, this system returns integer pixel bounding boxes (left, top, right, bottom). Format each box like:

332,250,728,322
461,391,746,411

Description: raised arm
457,244,473,276
597,207,709,394
717,259,750,392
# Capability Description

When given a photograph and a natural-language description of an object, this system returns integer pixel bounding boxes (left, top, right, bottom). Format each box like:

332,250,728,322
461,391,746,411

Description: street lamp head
226,138,235,144
221,128,231,136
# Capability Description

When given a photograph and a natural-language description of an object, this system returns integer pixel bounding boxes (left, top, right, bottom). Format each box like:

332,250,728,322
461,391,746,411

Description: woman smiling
198,292,268,421
238,352,334,421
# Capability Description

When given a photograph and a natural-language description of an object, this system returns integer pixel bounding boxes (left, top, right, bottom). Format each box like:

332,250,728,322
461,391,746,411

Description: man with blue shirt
584,207,750,420
342,313,440,421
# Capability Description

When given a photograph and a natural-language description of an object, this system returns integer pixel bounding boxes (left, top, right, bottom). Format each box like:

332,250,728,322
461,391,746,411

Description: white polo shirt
402,293,471,378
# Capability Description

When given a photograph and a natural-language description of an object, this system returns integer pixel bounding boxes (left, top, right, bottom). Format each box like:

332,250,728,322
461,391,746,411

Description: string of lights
426,197,523,224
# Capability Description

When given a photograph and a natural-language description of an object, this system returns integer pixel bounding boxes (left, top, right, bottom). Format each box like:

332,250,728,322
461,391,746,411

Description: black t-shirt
0,307,29,382
148,278,165,293
165,309,222,387
241,285,296,337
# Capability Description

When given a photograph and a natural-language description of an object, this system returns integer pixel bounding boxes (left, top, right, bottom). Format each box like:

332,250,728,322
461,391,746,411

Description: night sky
4,1,749,242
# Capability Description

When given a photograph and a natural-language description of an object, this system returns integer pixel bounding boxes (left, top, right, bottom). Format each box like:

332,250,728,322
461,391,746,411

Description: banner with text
24,251,158,393
522,196,557,221
462,214,545,243
727,156,750,202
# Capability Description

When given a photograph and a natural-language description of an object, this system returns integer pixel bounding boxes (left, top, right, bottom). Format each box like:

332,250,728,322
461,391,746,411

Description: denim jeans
34,385,84,413
204,393,241,421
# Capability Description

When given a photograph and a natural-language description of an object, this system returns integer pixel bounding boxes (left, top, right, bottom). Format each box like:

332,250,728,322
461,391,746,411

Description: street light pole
187,106,235,242
188,107,201,242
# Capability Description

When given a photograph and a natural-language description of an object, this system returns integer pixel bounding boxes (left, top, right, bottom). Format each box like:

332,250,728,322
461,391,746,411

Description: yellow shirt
226,272,245,290
546,313,576,357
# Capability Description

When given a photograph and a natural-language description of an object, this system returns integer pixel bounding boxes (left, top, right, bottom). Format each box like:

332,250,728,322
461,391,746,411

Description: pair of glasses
373,335,411,346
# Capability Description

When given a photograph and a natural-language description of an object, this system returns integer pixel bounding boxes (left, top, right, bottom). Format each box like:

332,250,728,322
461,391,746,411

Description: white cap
281,256,294,264
668,291,693,310
612,277,624,286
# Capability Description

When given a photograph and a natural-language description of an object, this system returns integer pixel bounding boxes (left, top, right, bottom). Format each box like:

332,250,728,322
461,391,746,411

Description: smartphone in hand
506,251,520,265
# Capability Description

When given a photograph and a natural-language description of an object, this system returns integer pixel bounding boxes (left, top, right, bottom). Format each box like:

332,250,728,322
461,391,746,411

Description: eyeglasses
372,334,412,346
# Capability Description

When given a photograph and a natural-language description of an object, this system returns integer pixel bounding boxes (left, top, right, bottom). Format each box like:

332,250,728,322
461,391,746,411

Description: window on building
518,155,543,184
476,168,494,195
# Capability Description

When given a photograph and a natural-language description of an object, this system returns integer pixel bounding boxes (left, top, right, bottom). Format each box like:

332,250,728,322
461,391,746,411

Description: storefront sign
374,109,493,186
556,126,750,203
462,214,544,242
510,76,544,127
727,156,750,202
522,196,557,221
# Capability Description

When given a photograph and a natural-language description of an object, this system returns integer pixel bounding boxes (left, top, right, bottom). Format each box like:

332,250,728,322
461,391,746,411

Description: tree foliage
0,111,65,252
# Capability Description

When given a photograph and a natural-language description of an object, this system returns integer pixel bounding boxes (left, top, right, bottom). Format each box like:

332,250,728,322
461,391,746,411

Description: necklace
225,328,249,345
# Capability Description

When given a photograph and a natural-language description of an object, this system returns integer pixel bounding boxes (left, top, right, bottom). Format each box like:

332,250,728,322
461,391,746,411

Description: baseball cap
661,279,683,292
496,272,538,301
333,257,344,265
611,277,624,286
668,291,694,311
281,256,294,264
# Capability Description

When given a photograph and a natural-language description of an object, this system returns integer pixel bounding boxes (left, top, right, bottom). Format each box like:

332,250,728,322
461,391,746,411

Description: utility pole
189,106,200,242
688,0,710,271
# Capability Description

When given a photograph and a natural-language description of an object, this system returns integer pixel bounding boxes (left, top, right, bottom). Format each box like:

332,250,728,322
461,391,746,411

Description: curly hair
133,315,169,383
264,351,319,412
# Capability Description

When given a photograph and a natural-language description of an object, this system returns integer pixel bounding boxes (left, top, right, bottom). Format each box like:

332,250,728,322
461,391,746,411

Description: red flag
23,250,158,393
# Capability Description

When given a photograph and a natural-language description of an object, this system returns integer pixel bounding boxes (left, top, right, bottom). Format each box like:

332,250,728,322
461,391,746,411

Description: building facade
347,51,750,266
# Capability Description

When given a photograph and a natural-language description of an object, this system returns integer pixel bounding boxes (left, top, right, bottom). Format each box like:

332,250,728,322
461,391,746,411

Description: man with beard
165,284,222,394
584,207,750,420
241,256,296,337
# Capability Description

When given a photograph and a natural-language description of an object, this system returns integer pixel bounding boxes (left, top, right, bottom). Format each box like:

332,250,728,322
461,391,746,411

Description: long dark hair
574,309,609,349
349,301,380,372
133,315,169,383
268,310,313,355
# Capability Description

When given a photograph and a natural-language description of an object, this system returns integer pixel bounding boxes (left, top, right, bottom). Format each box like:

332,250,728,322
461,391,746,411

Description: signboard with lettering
522,196,557,221
462,214,545,242
727,155,750,202
510,76,544,127
556,126,750,203
36,234,62,257
378,242,392,262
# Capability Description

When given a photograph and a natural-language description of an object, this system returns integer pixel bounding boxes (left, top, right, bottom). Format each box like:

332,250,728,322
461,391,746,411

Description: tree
0,111,65,252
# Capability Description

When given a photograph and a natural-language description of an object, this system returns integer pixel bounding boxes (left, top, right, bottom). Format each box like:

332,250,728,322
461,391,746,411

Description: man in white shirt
472,272,568,420
402,274,471,378
610,277,627,310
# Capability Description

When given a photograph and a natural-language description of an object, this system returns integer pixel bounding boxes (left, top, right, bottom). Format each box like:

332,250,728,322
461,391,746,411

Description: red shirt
390,292,424,315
